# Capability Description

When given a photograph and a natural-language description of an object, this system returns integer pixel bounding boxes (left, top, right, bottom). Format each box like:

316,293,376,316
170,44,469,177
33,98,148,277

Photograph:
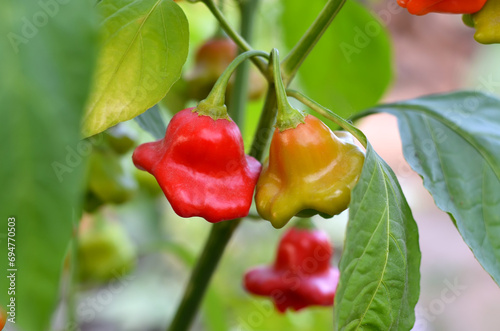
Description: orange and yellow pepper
255,115,365,228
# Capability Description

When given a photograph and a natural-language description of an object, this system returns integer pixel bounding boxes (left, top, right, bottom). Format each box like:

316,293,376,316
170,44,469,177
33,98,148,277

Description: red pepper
398,0,487,15
244,226,339,312
132,107,261,223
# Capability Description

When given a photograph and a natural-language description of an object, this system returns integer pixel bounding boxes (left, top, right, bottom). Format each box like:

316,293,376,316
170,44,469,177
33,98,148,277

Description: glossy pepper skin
398,0,487,15
132,108,261,223
244,227,339,312
469,0,500,44
255,115,365,229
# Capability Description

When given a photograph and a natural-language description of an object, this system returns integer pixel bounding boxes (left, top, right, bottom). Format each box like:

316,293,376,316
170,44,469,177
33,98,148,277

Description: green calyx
195,100,230,121
195,49,269,121
271,48,305,132
462,14,475,28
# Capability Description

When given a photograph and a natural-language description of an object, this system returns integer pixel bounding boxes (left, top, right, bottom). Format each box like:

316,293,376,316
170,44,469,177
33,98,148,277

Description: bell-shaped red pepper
398,0,487,15
132,107,261,223
244,226,340,312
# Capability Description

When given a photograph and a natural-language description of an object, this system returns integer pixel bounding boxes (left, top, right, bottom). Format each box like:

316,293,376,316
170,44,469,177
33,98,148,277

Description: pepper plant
1,0,500,330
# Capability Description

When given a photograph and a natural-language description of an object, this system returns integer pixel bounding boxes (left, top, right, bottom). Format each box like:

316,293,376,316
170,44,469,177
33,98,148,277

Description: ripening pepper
83,128,138,212
87,150,137,206
244,225,340,312
465,0,500,44
255,115,365,229
398,0,487,15
132,107,261,223
185,37,266,101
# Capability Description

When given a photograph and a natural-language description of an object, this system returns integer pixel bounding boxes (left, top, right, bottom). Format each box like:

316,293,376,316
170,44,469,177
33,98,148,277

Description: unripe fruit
87,150,137,206
105,125,137,155
185,38,267,101
78,217,136,283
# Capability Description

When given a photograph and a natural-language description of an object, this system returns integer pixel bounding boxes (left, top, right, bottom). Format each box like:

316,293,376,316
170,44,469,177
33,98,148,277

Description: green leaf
0,0,97,329
281,0,392,119
82,0,189,137
372,91,500,285
334,144,421,330
135,105,167,140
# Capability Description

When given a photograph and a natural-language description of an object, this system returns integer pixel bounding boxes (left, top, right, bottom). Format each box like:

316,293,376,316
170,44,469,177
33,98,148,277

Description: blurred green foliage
0,0,97,330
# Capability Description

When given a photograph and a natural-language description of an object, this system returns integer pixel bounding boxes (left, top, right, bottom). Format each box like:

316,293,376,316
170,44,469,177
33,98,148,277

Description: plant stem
287,89,367,148
201,0,268,75
281,0,347,85
167,220,241,331
228,0,260,127
249,84,277,161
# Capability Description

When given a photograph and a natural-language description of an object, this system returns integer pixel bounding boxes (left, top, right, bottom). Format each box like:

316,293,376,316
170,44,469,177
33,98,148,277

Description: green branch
167,220,241,331
281,0,347,85
197,50,269,119
228,0,261,127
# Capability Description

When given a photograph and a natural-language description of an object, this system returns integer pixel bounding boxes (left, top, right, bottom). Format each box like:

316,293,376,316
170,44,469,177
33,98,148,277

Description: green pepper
78,216,136,283
105,124,137,155
134,168,163,197
87,150,137,205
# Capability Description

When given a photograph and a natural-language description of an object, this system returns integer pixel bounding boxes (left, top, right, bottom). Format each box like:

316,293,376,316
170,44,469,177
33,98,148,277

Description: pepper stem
196,50,269,120
286,89,368,148
281,0,347,85
166,220,240,331
271,49,305,131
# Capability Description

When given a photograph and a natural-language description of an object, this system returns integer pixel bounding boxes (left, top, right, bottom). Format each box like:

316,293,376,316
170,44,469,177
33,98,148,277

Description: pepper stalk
196,50,269,120
270,48,305,132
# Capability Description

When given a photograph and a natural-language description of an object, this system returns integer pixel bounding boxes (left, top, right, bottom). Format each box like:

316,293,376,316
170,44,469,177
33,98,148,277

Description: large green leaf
372,91,500,284
281,0,392,119
0,0,97,330
82,0,189,137
334,144,421,330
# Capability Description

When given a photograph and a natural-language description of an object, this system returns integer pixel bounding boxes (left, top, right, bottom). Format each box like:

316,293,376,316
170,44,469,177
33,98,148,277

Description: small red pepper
398,0,487,15
244,225,339,312
132,107,261,223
